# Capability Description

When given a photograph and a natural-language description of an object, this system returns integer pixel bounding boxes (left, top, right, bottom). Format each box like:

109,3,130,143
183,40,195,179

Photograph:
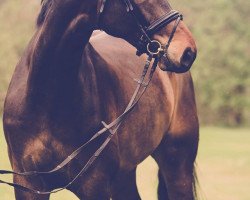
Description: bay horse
2,0,198,199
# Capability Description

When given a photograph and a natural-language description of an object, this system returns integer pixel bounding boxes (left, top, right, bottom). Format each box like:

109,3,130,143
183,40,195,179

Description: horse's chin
158,56,191,73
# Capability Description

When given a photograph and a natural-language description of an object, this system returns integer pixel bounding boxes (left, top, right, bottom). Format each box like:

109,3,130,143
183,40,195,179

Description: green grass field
0,121,249,200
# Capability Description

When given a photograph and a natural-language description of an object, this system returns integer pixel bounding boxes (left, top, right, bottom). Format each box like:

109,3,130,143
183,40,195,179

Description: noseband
98,0,183,58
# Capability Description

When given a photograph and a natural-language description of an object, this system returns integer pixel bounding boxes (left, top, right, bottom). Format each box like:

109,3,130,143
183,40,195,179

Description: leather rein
0,0,182,194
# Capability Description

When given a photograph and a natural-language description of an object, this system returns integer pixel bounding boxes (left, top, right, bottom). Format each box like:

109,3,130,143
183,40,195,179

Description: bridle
0,0,183,195
98,0,183,58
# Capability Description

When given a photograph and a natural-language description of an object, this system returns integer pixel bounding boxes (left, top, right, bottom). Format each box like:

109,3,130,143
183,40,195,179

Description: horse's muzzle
159,47,197,73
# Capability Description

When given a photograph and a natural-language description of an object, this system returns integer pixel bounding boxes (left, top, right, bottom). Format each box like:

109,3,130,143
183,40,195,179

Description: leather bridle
0,0,183,195
98,0,183,58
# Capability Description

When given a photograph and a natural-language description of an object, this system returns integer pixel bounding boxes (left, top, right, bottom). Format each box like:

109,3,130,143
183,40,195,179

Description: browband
146,10,183,36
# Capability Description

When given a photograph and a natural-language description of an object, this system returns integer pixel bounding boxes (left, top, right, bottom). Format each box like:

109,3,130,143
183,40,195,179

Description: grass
196,127,250,200
0,122,250,200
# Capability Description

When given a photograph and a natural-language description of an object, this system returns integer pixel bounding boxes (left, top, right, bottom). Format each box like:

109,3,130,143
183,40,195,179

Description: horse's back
89,32,176,167
90,32,199,167
90,31,146,75
89,31,173,101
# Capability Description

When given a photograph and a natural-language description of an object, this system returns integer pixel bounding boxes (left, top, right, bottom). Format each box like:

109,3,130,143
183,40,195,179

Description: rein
0,55,158,195
0,0,182,194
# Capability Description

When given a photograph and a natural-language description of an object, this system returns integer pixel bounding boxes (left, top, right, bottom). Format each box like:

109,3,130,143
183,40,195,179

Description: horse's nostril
181,48,197,68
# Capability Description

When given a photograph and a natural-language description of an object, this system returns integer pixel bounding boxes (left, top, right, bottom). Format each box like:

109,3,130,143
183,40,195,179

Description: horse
2,0,198,199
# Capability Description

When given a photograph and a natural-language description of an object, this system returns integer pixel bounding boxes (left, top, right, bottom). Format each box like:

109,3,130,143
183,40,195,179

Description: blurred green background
0,0,249,199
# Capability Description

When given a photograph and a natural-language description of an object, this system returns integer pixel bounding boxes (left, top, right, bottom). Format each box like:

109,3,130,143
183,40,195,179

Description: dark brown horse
2,0,198,199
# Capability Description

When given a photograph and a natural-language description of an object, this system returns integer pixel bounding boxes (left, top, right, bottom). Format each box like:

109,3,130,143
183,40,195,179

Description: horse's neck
26,18,95,110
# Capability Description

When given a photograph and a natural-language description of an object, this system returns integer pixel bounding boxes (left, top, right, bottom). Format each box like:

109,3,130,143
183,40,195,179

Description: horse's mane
37,0,53,26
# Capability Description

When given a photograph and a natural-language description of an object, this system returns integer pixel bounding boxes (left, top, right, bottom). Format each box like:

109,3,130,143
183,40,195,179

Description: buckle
147,40,164,55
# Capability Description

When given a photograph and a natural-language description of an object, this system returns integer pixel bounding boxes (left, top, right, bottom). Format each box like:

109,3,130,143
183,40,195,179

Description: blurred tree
0,0,39,112
173,0,250,126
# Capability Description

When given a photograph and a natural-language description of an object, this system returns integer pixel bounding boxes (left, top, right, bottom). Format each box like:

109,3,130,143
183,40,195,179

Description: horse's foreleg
152,130,198,200
157,169,170,200
111,169,141,200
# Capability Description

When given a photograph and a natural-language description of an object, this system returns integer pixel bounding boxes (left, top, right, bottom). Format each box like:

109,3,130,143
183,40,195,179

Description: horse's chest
4,117,69,170
21,133,66,171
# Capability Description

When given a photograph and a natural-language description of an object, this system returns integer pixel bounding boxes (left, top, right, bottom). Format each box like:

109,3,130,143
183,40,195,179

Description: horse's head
98,0,197,73
38,0,196,73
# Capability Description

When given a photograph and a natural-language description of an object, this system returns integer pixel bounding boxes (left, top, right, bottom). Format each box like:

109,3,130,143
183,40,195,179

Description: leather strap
146,10,182,36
